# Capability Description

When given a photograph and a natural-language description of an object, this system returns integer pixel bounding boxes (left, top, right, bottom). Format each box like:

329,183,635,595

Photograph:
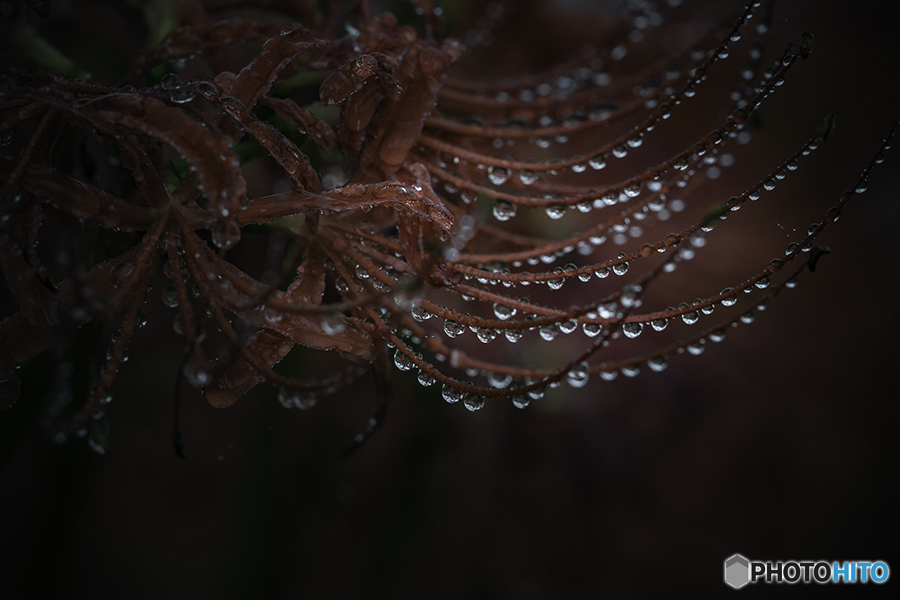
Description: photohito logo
724,554,890,588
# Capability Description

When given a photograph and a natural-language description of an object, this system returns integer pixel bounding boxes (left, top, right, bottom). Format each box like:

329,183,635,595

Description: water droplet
620,284,641,307
583,322,602,337
687,339,706,355
322,313,346,334
512,395,530,409
589,155,607,170
170,87,196,104
612,145,628,158
720,289,737,307
488,166,510,185
277,386,295,408
539,323,559,341
476,327,498,343
709,329,727,343
411,305,431,322
161,284,178,308
292,391,317,409
493,303,517,320
623,322,643,338
488,372,512,389
650,318,668,331
444,320,465,338
442,385,463,403
559,319,578,334
548,268,566,290
263,306,282,323
110,261,134,288
566,362,590,388
545,205,566,219
621,364,640,377
394,349,413,371
519,169,538,185
183,363,210,388
464,395,485,411
493,201,517,221
505,328,523,343
682,308,700,325
647,356,668,372
598,303,617,319
623,182,641,198
196,80,220,96
160,72,181,88
417,371,435,386
525,378,545,399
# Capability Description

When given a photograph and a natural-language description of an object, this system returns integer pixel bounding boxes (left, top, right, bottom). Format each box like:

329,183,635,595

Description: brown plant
0,0,895,454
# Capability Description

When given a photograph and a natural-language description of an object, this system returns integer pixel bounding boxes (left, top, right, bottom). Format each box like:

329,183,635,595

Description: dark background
1,0,898,597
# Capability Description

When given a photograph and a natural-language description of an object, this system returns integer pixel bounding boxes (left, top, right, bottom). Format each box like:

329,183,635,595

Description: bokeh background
1,0,898,597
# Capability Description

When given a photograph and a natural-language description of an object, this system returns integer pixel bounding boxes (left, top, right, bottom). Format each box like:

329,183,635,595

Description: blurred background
1,0,898,597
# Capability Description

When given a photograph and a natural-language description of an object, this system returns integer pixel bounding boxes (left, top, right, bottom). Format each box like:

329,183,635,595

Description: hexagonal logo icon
724,554,751,589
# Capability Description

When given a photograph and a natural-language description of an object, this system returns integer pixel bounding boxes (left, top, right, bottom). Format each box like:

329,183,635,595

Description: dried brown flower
0,0,895,453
